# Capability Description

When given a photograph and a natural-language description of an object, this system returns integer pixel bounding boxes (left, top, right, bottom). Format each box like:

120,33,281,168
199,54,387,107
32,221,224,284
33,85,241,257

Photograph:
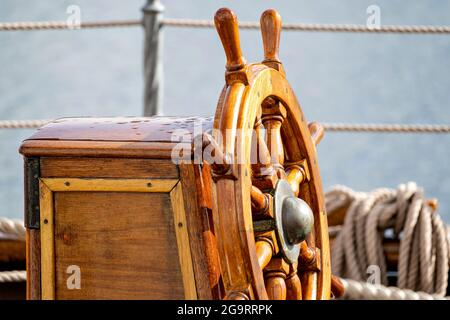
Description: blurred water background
0,0,449,222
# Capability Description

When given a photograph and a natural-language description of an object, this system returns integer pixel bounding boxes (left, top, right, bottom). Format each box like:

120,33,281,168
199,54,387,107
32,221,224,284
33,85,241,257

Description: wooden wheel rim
212,66,331,300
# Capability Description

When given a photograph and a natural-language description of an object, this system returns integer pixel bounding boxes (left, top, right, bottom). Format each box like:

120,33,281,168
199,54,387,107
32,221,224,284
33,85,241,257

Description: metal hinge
25,157,40,229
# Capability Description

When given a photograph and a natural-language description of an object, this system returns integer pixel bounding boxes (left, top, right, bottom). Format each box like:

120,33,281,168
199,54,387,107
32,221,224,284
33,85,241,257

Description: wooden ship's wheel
206,8,334,300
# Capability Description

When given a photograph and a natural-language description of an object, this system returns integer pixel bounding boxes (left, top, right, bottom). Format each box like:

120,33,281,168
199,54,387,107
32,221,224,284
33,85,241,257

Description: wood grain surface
53,191,184,299
40,157,178,179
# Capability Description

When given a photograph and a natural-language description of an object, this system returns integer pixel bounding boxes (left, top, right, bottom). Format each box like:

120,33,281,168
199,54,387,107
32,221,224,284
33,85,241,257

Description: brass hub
274,179,314,263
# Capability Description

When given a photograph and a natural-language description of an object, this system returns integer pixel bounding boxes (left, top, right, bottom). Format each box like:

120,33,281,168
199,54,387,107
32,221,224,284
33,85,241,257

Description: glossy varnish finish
20,7,335,300
54,191,184,299
19,116,212,160
210,7,332,300
40,157,178,179
35,173,199,299
179,164,215,299
20,120,208,299
26,117,212,143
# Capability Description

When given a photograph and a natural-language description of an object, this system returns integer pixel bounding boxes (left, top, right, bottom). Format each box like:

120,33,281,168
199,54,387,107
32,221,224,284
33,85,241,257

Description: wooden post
143,0,164,116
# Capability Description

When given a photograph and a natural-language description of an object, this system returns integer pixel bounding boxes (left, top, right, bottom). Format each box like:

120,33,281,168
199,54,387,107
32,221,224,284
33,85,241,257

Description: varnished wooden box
20,117,216,300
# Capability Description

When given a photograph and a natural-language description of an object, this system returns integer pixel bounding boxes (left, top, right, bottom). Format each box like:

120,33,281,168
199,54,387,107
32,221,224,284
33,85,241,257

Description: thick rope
0,271,26,283
0,20,141,31
163,19,450,34
1,18,450,34
0,119,51,129
327,182,449,298
322,123,450,133
0,217,26,240
341,278,448,300
1,119,450,133
0,218,26,285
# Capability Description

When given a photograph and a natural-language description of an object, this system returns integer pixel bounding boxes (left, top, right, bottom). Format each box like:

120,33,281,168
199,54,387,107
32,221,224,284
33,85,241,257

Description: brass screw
43,219,48,224
64,181,70,186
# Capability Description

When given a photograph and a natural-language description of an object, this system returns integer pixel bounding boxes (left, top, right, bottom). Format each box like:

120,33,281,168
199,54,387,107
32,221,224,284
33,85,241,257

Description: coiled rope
341,278,448,300
1,19,450,34
0,271,26,283
327,182,449,298
1,119,450,134
0,218,26,284
0,217,25,240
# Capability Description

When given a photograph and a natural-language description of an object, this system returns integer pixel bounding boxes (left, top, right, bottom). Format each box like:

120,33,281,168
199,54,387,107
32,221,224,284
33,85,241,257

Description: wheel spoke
255,238,273,270
251,185,268,212
260,9,282,63
265,276,287,300
298,241,319,299
252,118,278,190
262,98,287,178
286,263,302,300
252,119,272,172
264,258,288,300
299,241,316,264
251,185,270,216
263,116,284,171
286,166,305,197
300,271,317,300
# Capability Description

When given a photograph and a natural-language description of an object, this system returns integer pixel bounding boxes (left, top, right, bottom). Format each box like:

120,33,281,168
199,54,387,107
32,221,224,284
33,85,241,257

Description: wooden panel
39,181,55,300
53,191,185,299
170,183,197,299
41,178,178,193
19,140,184,159
40,158,179,179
